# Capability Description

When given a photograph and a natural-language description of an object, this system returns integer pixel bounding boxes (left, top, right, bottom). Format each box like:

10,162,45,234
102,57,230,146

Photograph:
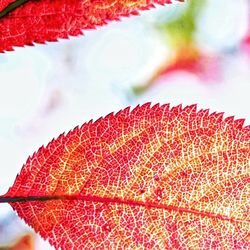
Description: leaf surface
0,103,250,249
0,0,183,52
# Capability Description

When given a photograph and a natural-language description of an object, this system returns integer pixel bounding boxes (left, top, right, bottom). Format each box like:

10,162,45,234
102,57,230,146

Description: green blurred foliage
160,0,206,48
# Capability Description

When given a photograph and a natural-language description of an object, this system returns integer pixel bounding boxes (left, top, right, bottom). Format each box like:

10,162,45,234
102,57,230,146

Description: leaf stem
0,0,30,19
0,195,247,223
0,195,62,203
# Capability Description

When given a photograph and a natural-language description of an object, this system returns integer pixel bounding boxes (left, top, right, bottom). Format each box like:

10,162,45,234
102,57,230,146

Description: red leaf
0,0,184,52
0,103,250,249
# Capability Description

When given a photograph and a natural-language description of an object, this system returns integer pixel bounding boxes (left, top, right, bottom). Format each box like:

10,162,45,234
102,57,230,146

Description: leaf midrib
0,0,30,18
0,194,246,223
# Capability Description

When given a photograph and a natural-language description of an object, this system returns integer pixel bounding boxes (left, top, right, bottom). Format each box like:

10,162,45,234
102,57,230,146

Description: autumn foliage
0,103,249,249
0,0,249,249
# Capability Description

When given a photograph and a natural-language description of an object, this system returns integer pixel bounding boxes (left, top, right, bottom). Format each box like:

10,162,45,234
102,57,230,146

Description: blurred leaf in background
5,233,34,250
0,212,35,249
133,0,221,95
241,3,250,57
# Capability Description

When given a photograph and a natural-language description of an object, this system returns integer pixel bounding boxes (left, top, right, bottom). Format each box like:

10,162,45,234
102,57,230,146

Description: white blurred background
0,0,250,248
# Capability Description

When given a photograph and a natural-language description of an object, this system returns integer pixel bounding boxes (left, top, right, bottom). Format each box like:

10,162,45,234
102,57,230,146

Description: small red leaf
0,0,184,52
0,103,250,249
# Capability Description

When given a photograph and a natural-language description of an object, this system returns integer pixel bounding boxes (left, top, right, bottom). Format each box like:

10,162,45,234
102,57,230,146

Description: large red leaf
0,0,184,52
0,103,250,249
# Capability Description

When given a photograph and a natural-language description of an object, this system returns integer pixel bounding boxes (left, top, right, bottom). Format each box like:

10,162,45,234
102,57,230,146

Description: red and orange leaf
0,0,184,52
0,103,250,249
